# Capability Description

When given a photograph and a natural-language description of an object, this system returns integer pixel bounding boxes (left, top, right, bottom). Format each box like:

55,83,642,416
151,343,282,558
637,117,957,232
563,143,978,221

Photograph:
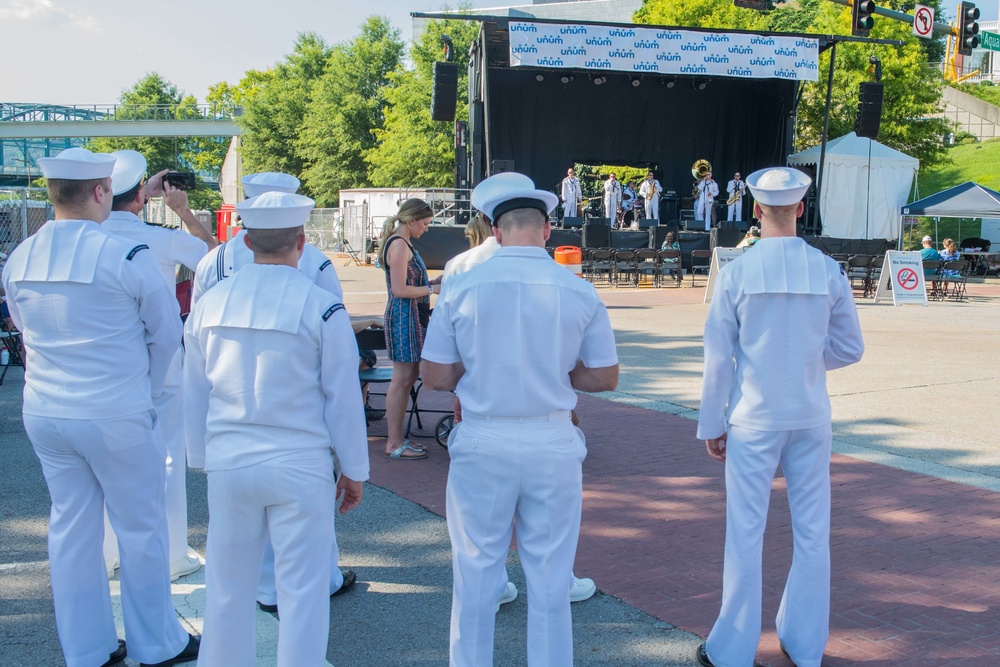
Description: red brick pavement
366,388,1000,666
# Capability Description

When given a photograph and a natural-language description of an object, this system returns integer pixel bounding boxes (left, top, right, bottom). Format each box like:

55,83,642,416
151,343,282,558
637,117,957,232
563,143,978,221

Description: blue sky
3,0,997,105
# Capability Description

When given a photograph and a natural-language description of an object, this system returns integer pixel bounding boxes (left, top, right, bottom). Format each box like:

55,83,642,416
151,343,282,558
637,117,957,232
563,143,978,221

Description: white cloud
0,0,100,32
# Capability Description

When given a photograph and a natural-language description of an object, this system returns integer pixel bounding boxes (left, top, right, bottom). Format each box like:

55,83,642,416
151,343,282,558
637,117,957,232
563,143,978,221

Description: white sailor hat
236,191,314,230
109,150,147,196
241,172,300,198
746,167,811,206
37,147,116,181
471,171,559,224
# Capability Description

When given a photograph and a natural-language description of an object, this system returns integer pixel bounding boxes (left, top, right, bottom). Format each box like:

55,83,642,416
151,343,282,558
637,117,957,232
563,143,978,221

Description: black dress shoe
331,569,357,598
140,633,200,667
257,600,279,614
780,643,797,665
100,640,126,667
696,643,716,667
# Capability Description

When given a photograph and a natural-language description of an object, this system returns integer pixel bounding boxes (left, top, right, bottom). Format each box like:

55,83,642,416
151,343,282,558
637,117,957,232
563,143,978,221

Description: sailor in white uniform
191,172,342,304
422,172,619,667
184,191,368,667
2,147,198,667
695,168,864,667
189,172,353,613
726,172,746,224
638,171,662,220
603,173,622,226
560,167,581,221
101,150,212,582
695,171,720,231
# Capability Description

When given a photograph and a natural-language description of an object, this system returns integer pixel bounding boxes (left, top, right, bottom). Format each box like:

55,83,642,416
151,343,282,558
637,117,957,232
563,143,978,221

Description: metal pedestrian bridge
0,103,241,138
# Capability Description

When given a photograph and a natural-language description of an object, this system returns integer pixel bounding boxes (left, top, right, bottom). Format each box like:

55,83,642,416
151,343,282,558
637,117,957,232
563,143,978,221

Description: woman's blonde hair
378,198,433,265
465,212,492,248
943,237,957,253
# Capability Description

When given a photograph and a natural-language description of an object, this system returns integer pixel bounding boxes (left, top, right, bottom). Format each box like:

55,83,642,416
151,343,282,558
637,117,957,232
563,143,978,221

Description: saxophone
727,180,745,206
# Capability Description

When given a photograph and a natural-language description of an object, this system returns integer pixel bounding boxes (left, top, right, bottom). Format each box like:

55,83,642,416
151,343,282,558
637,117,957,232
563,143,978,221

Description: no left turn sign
913,4,935,39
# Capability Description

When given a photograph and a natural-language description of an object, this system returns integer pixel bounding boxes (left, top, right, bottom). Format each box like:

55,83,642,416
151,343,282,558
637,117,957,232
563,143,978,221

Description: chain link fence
0,188,51,255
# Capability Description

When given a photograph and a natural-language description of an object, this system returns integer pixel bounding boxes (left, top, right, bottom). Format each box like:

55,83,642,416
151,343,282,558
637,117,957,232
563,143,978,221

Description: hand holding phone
163,172,197,191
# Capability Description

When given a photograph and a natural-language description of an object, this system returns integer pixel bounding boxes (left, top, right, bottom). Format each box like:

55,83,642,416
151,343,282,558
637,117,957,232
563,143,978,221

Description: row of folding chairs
921,259,971,301
830,254,885,298
575,248,710,288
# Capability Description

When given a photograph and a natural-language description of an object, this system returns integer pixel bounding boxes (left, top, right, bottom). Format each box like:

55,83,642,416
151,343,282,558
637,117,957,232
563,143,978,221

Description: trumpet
691,159,711,198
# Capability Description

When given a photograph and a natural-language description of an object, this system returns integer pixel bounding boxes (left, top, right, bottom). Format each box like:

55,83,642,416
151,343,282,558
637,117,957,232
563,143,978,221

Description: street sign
981,31,1000,52
913,4,935,39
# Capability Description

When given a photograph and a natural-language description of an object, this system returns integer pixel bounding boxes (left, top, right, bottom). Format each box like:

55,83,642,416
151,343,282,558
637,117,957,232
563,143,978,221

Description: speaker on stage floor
638,218,658,230
562,216,583,229
649,225,678,249
711,227,742,250
659,196,679,225
855,82,883,139
582,221,611,248
431,62,459,122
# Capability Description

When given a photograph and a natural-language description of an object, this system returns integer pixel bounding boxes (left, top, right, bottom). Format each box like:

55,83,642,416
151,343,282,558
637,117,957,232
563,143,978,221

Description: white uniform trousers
446,413,585,667
257,526,343,605
696,198,714,230
645,196,659,220
104,350,190,569
727,201,742,223
705,424,832,667
197,450,335,667
562,200,578,220
24,412,189,667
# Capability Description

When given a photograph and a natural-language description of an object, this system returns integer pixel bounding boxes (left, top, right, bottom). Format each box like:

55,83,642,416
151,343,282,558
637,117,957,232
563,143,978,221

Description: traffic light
851,0,876,37
957,1,981,56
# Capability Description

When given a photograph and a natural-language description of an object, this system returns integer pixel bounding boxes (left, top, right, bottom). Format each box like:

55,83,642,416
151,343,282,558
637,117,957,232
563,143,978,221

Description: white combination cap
746,167,811,206
110,150,147,196
236,191,314,230
471,171,559,224
242,172,300,198
37,147,116,181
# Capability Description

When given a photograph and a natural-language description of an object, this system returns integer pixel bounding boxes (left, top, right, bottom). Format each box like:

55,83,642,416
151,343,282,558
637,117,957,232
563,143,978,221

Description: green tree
87,73,229,211
366,16,481,187
298,17,405,206
635,0,949,167
237,33,331,192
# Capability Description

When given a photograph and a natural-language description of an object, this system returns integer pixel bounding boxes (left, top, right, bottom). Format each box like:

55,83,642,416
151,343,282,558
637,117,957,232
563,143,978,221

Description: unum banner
509,22,820,82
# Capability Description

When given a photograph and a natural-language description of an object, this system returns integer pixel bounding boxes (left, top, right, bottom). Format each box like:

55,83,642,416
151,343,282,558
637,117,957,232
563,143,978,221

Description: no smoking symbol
897,267,919,290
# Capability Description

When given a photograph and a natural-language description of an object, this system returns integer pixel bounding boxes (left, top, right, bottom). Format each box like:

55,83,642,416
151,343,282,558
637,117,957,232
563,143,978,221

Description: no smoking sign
913,4,935,39
897,267,919,290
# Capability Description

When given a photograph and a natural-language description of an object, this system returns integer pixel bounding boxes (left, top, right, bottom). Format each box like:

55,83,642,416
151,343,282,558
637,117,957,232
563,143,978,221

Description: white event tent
787,132,919,240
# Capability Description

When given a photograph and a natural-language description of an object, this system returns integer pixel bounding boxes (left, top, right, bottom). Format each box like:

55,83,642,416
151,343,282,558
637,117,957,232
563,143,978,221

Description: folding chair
942,260,969,301
355,326,429,436
588,249,614,287
847,255,873,297
342,239,364,267
613,249,639,287
921,260,944,301
689,249,712,286
634,249,658,287
657,249,682,287
0,318,24,386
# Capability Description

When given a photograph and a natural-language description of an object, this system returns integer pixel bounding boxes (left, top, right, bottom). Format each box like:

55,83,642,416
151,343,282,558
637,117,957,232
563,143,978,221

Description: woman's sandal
385,442,428,461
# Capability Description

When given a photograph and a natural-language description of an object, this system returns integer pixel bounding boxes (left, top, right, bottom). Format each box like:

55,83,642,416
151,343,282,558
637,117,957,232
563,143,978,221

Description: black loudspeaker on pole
431,62,459,122
854,82,884,139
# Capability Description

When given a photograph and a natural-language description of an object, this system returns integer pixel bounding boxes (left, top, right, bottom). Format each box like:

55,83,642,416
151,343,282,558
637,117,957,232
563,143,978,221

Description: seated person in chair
920,235,941,278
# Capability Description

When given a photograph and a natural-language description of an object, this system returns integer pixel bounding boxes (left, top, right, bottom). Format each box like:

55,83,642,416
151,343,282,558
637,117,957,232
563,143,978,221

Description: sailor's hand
705,434,728,462
336,475,364,514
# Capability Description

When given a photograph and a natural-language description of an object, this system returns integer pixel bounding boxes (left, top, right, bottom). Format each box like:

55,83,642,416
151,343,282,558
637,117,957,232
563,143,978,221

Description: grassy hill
915,137,1000,198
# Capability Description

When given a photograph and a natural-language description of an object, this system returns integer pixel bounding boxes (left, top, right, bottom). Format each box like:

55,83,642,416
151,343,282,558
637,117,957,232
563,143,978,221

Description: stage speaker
431,62,459,122
582,221,611,248
562,216,584,229
711,227,742,249
649,226,677,249
638,218,658,230
854,82,883,139
659,196,679,224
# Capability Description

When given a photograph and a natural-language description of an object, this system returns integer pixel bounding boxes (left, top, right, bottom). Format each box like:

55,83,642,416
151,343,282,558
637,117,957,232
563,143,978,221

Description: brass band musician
727,172,747,224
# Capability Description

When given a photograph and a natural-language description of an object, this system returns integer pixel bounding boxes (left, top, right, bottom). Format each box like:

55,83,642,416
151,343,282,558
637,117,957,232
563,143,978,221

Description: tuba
691,159,712,198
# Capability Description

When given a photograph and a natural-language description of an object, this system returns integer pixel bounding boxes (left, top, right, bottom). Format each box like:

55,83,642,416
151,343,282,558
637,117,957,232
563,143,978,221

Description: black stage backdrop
487,68,795,201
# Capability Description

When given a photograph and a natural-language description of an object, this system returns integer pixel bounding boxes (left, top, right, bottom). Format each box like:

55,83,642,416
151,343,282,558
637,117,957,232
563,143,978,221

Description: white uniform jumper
603,179,622,225
2,220,189,667
184,263,368,667
697,237,864,667
695,179,720,230
102,210,208,570
726,179,746,223
190,227,346,607
560,176,581,220
442,236,500,282
639,178,662,220
423,246,618,667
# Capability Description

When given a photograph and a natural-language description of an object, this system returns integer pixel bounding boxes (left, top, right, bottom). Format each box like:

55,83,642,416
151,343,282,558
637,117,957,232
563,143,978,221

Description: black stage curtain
411,225,471,271
488,69,794,201
806,237,894,255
